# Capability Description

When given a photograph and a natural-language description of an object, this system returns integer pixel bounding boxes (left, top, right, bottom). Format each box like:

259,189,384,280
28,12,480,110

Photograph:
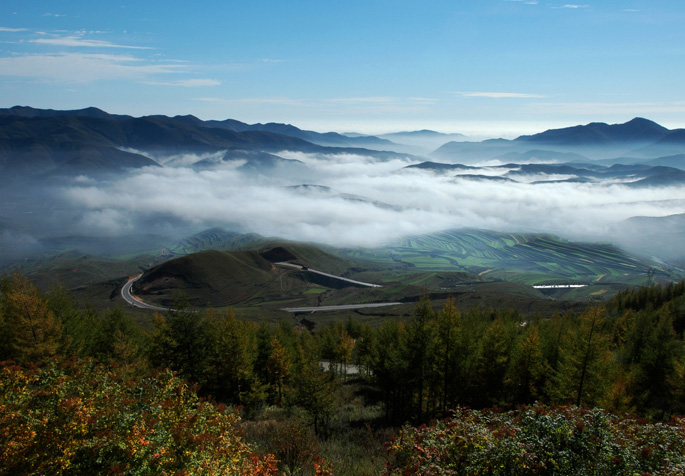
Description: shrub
386,405,685,475
0,359,278,475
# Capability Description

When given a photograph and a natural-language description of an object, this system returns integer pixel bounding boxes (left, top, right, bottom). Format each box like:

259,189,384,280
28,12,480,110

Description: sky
1,1,684,137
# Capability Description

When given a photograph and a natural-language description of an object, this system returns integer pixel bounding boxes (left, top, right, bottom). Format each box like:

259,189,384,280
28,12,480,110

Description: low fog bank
2,149,685,264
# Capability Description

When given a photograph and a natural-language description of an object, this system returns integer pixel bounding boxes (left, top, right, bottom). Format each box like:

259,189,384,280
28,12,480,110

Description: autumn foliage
0,359,278,475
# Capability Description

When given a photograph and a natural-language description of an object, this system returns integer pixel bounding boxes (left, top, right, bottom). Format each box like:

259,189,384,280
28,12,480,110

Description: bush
0,359,278,475
386,405,685,475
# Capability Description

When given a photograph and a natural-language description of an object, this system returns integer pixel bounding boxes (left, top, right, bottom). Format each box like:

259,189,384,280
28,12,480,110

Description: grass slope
134,250,276,307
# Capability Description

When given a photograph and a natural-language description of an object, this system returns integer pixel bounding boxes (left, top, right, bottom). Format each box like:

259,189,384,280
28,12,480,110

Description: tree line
2,272,685,430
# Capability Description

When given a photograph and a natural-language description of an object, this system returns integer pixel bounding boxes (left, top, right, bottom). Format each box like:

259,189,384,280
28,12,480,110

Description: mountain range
2,107,684,179
433,117,685,163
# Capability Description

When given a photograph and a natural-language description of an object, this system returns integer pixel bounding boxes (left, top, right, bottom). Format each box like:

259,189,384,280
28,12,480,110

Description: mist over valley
1,107,684,308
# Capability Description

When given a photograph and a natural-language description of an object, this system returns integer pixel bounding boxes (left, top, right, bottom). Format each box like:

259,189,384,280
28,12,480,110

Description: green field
339,229,677,287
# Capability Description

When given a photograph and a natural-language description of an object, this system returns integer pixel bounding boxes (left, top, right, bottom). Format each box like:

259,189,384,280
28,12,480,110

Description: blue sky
1,1,684,136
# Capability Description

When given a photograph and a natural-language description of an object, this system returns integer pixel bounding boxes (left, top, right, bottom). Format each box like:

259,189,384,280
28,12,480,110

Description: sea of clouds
57,150,685,250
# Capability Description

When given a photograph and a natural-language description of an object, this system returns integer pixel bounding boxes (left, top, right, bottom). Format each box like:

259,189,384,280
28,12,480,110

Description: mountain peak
517,117,669,145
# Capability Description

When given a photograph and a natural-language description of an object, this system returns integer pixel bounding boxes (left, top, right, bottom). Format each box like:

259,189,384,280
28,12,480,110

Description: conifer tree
266,336,291,406
549,307,612,406
434,299,462,412
506,325,545,405
0,273,62,363
405,297,436,420
204,309,258,405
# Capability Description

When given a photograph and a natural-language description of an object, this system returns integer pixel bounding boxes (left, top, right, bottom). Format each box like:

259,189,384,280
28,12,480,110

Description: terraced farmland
342,229,674,286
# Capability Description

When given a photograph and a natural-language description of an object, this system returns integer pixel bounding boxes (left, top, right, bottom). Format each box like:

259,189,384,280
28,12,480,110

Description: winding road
121,263,394,313
121,275,169,311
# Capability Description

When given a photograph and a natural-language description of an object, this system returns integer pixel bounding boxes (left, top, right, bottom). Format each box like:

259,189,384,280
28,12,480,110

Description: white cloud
144,78,220,87
0,27,27,32
58,152,685,248
329,96,396,104
459,92,545,98
553,4,588,9
31,36,152,49
0,52,184,82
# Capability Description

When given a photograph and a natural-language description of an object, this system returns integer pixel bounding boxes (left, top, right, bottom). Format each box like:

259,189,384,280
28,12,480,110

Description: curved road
121,263,392,313
280,302,402,313
121,275,169,311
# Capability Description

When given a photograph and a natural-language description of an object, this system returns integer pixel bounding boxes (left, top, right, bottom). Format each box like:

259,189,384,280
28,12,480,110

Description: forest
2,272,685,475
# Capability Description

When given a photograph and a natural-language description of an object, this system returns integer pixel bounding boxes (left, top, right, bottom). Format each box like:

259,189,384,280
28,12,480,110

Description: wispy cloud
552,4,589,9
0,27,27,32
328,96,397,104
42,13,66,17
0,53,183,82
143,78,220,87
459,92,546,98
31,36,152,49
327,96,437,107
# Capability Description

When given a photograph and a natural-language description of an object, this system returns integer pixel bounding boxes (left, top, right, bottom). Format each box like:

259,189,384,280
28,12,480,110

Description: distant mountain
432,118,679,163
375,130,469,153
648,154,685,170
0,113,313,177
174,115,397,149
0,107,417,178
453,174,518,183
0,105,132,120
495,149,590,163
625,166,685,187
630,129,685,158
517,117,669,146
407,160,685,186
431,138,521,163
190,149,304,172
404,161,479,172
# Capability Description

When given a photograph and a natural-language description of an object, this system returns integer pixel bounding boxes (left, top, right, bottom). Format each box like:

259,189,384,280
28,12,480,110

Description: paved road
275,262,382,288
121,275,169,311
121,262,388,313
281,302,402,313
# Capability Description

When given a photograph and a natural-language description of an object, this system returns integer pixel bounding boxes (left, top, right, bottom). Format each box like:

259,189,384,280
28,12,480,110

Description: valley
1,107,684,327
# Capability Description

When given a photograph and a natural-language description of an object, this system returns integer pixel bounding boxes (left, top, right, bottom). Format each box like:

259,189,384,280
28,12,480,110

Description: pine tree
434,299,462,412
204,309,258,405
266,336,291,406
506,325,545,405
405,296,436,421
0,273,62,363
549,307,612,406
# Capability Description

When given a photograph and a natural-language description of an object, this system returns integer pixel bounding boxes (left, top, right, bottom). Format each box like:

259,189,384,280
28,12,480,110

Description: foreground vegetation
387,406,685,475
1,272,685,474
